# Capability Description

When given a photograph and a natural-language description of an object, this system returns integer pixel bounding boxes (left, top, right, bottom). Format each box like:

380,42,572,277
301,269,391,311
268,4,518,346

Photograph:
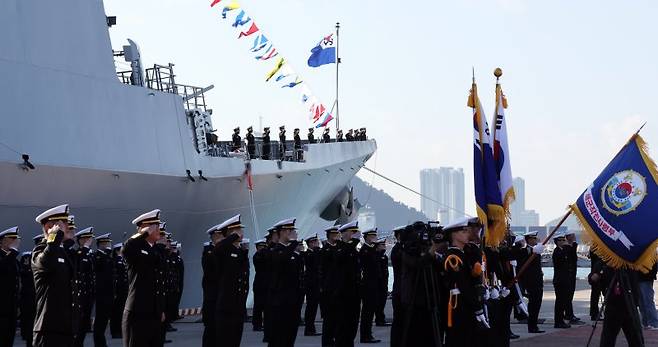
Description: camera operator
396,221,444,347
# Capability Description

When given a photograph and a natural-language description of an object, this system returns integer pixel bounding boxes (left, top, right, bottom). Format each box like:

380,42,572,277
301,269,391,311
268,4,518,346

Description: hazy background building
420,167,465,224
510,177,541,227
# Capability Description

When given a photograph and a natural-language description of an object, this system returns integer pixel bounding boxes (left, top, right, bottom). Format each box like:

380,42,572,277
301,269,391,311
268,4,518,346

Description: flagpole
335,21,340,133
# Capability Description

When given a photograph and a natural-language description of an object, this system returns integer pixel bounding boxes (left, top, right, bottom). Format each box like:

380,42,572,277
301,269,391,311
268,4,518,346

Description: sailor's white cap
553,231,566,240
338,220,359,233
132,209,161,226
0,226,20,239
273,218,296,230
255,239,267,245
203,241,211,247
113,243,122,249
362,227,378,236
75,227,94,239
524,231,539,238
95,233,111,242
324,225,340,233
206,224,222,236
443,217,480,232
217,214,245,232
35,204,70,224
305,234,319,242
514,235,525,244
240,238,250,245
376,237,387,244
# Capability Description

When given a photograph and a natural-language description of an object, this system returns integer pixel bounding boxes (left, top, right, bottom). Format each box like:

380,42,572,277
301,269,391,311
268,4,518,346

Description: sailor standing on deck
294,128,303,161
262,127,271,160
232,127,242,152
320,226,340,347
359,227,382,343
336,130,344,142
122,209,167,347
93,233,114,347
201,224,223,347
246,126,256,159
267,218,303,347
308,128,316,144
72,227,96,347
32,204,79,347
19,234,43,347
213,214,249,347
279,126,287,158
322,128,331,143
0,226,21,347
332,221,362,347
303,235,322,336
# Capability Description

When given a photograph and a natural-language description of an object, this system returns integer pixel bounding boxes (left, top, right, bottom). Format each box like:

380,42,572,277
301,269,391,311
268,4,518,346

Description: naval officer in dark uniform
267,218,303,347
359,228,382,343
262,127,271,160
389,226,405,346
279,126,287,158
231,127,242,151
110,243,128,339
201,224,223,347
303,235,322,336
322,128,331,143
552,232,572,329
375,238,389,326
320,226,340,347
293,128,303,161
72,227,96,347
252,239,269,332
308,128,316,144
0,226,21,347
122,209,167,347
518,231,545,333
213,214,250,347
32,204,79,347
93,233,114,347
333,221,362,347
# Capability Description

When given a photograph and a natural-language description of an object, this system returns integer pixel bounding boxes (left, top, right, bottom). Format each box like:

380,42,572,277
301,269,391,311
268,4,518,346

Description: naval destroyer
0,0,376,307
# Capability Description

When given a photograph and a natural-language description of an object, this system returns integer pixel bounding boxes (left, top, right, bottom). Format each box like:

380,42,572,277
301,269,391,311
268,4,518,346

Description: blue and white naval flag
571,134,658,272
307,33,336,68
468,80,506,247
492,79,515,215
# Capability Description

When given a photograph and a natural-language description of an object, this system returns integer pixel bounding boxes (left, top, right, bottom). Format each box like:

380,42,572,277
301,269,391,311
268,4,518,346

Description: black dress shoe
528,328,545,333
304,331,322,336
360,337,381,343
509,333,521,339
554,322,571,329
570,319,586,325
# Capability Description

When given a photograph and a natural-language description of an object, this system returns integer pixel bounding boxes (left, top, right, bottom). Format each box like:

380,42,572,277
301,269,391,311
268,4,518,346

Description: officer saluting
246,126,256,159
336,130,344,142
122,209,167,347
0,226,21,347
93,233,114,347
267,218,303,347
262,127,271,160
32,204,79,347
359,228,382,343
332,221,362,347
279,126,287,158
308,127,316,144
294,128,303,161
213,214,249,347
232,127,242,152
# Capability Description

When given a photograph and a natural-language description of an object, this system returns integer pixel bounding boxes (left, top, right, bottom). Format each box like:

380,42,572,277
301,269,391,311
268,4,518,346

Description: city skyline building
420,167,465,224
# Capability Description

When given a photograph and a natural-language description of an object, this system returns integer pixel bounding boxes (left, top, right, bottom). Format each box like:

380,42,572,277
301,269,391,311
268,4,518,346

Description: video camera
400,221,444,255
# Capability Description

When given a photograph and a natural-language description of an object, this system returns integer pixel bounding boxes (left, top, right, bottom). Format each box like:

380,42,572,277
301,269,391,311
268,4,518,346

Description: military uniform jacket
252,247,270,295
113,254,128,297
377,250,389,289
202,243,218,303
122,233,166,319
294,134,302,149
319,242,338,294
246,133,256,148
308,133,316,143
95,248,114,301
268,241,303,307
214,234,249,313
303,248,321,294
322,133,330,143
19,251,36,313
0,248,20,316
359,243,382,293
518,245,543,289
72,246,96,303
32,236,80,334
331,239,361,300
232,133,242,148
279,132,286,146
552,246,573,285
444,247,482,315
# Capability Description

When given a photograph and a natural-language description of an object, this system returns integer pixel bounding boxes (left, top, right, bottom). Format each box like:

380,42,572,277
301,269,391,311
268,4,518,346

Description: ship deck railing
205,138,369,162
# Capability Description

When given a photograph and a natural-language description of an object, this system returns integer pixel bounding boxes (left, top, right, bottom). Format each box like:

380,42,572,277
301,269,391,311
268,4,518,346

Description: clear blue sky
105,0,658,224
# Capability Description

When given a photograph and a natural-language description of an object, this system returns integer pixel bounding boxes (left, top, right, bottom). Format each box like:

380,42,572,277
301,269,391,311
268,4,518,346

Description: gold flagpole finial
494,67,503,80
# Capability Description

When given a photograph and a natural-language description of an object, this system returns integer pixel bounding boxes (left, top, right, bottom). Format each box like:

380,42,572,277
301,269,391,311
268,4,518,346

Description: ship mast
334,21,340,132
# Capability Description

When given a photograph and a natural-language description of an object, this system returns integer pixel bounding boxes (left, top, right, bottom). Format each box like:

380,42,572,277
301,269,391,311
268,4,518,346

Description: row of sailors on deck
230,126,368,159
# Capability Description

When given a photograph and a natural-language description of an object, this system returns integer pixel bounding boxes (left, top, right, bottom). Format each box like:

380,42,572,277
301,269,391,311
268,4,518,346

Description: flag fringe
635,134,658,185
485,204,507,247
571,204,658,273
502,188,516,220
